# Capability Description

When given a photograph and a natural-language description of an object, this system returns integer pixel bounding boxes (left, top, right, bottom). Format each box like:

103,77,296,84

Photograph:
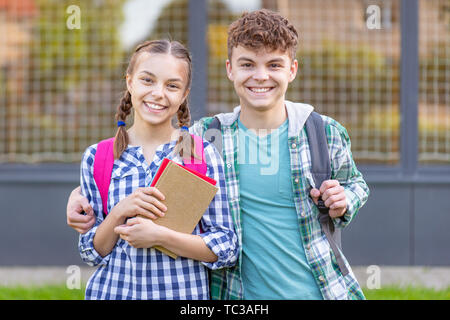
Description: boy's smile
226,45,298,113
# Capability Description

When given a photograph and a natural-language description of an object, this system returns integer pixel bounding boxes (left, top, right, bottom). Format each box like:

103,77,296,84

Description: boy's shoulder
313,113,350,142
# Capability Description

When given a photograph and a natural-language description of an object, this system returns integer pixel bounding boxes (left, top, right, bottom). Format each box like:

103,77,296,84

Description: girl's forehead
133,52,189,79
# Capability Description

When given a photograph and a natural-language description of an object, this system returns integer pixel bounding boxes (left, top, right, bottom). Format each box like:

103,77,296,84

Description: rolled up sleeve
78,145,111,267
326,120,370,229
199,142,239,269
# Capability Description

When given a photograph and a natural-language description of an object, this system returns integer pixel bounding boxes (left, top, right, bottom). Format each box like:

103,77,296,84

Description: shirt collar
215,100,314,137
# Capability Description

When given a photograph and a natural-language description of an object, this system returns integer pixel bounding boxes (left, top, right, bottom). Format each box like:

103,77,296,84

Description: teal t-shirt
238,117,323,300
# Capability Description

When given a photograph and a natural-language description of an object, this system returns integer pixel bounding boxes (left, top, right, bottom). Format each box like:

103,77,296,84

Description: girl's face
126,52,190,128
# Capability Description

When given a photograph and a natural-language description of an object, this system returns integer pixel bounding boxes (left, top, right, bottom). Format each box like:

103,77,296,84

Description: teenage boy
67,9,369,300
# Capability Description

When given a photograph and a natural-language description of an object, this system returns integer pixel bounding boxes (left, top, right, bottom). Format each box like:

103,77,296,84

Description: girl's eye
168,84,180,89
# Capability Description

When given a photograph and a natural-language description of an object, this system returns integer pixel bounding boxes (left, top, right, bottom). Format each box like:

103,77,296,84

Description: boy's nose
252,68,270,81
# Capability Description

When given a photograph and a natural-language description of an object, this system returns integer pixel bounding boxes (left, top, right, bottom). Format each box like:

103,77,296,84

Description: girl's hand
110,187,167,221
114,216,167,248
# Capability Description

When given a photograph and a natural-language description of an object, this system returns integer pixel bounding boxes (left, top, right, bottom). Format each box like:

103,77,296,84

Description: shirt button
226,163,232,168
291,143,297,148
301,211,306,217
294,178,299,183
305,243,311,250
318,275,325,283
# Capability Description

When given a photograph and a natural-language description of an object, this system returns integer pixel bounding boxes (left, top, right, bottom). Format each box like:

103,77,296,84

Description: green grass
363,286,450,300
0,284,85,300
0,284,449,300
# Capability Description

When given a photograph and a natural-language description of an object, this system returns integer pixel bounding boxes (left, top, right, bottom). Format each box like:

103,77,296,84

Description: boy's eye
269,63,282,68
142,77,153,83
241,63,252,68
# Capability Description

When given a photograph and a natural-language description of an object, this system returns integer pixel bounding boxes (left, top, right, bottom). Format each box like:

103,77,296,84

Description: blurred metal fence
418,0,450,164
0,0,448,167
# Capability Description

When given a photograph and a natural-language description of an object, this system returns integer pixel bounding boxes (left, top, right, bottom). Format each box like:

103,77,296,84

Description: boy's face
226,45,298,112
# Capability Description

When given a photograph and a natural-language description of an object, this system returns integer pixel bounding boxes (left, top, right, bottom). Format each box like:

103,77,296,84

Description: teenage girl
79,40,238,300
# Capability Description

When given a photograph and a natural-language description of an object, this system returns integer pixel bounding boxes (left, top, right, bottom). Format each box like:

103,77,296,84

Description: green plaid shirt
191,101,370,300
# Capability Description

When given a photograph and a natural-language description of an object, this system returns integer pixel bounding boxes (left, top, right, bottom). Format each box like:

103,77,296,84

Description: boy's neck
239,100,287,131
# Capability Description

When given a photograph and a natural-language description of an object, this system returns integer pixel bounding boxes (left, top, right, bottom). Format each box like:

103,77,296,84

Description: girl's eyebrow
139,70,183,82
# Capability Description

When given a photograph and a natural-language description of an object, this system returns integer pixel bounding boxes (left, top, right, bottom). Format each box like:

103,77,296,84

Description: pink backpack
93,135,207,218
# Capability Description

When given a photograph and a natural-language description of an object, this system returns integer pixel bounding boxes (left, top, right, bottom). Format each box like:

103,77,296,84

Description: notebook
143,158,218,258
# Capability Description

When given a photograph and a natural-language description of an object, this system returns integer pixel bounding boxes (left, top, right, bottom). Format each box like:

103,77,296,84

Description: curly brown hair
227,9,298,60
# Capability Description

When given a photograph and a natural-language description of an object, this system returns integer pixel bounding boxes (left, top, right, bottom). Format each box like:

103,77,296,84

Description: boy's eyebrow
236,56,255,63
139,70,183,82
267,58,286,64
236,57,286,64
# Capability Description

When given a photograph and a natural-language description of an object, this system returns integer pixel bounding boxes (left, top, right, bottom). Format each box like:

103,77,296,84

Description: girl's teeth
251,88,270,93
146,102,165,110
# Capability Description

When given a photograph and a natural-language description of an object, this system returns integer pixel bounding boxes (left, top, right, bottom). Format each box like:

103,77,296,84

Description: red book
151,158,216,187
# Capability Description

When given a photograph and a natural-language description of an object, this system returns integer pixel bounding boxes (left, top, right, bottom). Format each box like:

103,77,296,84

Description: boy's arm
326,119,370,228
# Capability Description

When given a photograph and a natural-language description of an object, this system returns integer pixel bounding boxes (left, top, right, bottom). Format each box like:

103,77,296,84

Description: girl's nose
150,85,163,98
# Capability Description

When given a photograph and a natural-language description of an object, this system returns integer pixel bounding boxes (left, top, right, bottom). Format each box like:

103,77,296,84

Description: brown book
140,158,218,259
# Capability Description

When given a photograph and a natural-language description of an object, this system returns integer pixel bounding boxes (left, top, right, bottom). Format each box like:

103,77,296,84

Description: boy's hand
67,186,95,234
310,180,347,219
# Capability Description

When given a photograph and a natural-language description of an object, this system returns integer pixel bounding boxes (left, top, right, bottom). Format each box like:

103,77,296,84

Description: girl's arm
115,142,238,266
196,142,239,268
79,145,110,266
93,187,167,257
114,217,217,262
79,145,167,263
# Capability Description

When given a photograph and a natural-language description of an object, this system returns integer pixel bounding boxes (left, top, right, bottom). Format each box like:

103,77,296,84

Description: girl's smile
127,53,189,126
143,101,168,113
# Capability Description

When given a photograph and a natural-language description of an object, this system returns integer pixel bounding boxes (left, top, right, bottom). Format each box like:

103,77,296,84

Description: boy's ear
225,60,234,81
289,59,299,82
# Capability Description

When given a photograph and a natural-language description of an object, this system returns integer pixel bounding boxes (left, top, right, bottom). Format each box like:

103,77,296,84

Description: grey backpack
205,111,349,276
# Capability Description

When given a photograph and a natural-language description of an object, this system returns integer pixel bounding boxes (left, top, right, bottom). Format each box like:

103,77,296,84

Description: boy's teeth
250,87,270,93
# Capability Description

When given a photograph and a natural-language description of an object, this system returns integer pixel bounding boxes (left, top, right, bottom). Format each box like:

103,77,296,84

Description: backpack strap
183,135,207,175
204,117,222,158
93,137,115,218
305,111,349,276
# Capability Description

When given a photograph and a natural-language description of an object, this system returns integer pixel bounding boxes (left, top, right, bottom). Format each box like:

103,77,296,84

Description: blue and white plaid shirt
79,139,238,300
